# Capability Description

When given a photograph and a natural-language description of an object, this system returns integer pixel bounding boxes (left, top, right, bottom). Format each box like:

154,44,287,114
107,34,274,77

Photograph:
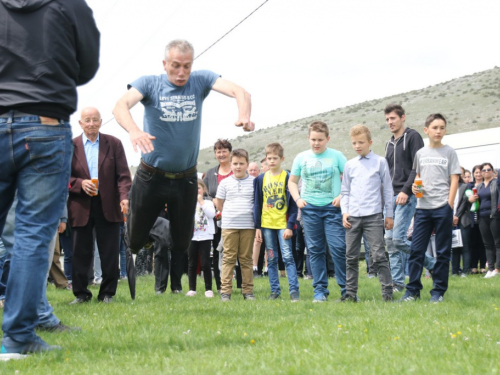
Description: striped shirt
216,175,255,229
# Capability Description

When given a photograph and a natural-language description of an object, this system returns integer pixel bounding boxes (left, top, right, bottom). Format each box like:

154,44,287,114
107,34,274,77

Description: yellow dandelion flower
244,332,247,336
250,339,256,344
338,325,342,328
457,332,462,335
451,334,457,339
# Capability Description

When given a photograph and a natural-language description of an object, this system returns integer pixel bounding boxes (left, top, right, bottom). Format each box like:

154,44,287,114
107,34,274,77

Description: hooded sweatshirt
0,0,100,120
385,127,424,196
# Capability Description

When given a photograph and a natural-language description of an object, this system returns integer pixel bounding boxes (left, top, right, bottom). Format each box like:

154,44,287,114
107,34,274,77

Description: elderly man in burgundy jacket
68,107,131,304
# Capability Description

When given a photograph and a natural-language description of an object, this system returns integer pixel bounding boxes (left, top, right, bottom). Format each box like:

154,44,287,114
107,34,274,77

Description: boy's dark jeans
407,204,453,297
127,164,197,255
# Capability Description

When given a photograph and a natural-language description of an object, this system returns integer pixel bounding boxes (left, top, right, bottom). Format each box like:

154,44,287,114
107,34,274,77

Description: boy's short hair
260,157,267,164
308,121,329,137
265,142,284,158
349,124,372,141
424,113,447,128
213,139,232,152
384,104,405,118
230,149,249,163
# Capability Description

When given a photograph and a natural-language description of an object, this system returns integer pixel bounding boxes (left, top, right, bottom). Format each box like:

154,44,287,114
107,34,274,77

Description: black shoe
267,292,280,300
37,322,82,333
68,296,91,305
392,284,406,293
397,293,420,302
337,294,358,303
99,295,113,303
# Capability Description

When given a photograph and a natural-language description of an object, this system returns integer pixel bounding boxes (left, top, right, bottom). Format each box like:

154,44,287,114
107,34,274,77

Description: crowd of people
0,0,498,360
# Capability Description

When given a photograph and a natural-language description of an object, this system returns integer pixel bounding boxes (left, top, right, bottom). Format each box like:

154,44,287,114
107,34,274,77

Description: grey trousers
345,213,393,297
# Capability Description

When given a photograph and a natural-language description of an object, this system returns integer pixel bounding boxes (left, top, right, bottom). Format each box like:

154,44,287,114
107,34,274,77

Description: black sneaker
267,293,280,300
37,322,81,333
338,294,358,303
243,293,256,300
68,295,92,305
100,295,113,303
393,284,406,293
290,291,300,302
429,295,444,303
397,293,420,302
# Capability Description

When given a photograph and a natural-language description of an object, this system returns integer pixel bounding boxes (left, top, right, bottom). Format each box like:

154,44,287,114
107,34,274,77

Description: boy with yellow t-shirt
253,143,299,301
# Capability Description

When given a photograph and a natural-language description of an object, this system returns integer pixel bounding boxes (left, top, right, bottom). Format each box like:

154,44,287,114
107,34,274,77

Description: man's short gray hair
165,40,194,60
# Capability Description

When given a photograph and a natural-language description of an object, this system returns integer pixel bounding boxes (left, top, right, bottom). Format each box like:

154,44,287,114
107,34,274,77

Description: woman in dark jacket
468,165,487,274
469,163,500,278
203,139,234,292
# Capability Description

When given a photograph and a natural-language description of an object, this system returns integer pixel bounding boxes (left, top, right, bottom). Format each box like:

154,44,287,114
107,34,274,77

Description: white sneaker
186,290,197,297
491,269,499,277
205,290,214,298
484,271,493,278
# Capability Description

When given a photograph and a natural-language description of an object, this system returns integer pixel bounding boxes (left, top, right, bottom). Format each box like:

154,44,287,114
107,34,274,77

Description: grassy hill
197,66,500,172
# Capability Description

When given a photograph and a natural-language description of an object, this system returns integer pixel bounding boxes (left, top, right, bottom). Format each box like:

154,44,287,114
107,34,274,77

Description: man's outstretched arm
113,87,156,154
211,78,254,132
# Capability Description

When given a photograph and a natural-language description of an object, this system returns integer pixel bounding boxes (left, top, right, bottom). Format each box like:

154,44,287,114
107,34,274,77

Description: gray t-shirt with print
413,145,461,209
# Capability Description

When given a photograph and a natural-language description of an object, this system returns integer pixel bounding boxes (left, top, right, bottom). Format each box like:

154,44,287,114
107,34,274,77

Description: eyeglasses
82,118,101,124
482,168,492,172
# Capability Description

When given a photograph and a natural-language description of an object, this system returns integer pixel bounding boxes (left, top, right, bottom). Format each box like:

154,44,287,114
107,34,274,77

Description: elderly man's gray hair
165,40,194,60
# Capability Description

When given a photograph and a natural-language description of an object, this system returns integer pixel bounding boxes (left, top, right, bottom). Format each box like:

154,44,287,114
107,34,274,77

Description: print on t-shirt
304,158,333,196
194,206,208,232
262,171,287,229
159,94,198,122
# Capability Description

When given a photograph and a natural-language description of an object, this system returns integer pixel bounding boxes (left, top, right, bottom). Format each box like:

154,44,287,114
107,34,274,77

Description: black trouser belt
140,160,197,180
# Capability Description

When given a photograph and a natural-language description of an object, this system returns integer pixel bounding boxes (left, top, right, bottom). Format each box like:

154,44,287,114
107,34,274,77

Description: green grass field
1,269,499,374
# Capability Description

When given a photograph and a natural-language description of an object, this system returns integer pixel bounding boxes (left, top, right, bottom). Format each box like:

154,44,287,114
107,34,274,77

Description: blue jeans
407,204,453,297
119,223,127,277
2,198,60,328
385,195,436,286
0,114,72,343
301,204,346,299
262,228,299,295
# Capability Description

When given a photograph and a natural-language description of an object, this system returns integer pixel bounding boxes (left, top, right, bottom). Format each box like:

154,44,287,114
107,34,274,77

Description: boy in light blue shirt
289,121,347,302
341,125,394,302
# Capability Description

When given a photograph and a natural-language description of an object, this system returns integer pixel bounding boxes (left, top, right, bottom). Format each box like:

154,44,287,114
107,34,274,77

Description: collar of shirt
357,150,373,160
82,132,100,145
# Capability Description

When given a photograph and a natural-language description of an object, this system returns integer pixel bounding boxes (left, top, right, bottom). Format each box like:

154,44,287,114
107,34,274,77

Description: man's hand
58,222,67,234
130,128,156,154
296,198,307,209
283,229,293,240
385,217,394,230
453,215,459,226
332,195,341,207
235,117,255,132
411,183,422,196
255,229,262,243
120,199,129,215
395,192,409,205
342,213,351,229
82,179,98,196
